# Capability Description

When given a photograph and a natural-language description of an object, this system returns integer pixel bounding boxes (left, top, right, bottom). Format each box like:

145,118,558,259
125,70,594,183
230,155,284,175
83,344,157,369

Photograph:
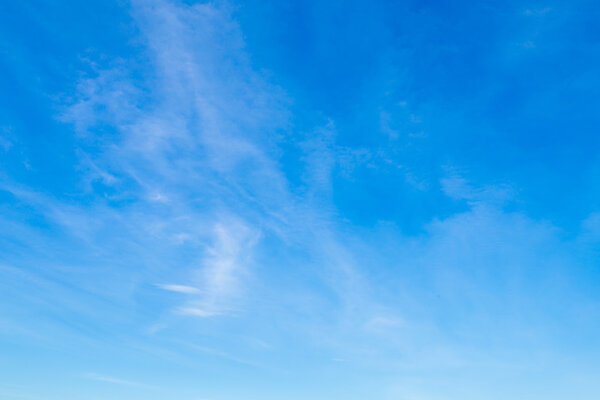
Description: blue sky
1,0,600,399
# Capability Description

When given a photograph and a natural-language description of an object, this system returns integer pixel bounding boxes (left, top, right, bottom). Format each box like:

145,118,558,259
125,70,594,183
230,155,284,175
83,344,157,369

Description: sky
1,0,600,399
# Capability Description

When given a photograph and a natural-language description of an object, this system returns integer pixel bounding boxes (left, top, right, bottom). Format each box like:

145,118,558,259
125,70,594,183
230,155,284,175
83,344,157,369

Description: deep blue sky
1,1,600,399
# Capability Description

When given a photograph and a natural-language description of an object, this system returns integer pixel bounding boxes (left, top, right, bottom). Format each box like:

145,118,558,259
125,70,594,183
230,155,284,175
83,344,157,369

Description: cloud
440,168,516,205
198,221,259,305
157,284,200,294
53,0,368,328
164,218,260,317
53,0,289,322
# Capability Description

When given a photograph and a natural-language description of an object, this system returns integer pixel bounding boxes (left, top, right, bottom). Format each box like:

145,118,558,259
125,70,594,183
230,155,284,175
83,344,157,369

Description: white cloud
54,0,287,321
157,284,200,294
190,219,260,316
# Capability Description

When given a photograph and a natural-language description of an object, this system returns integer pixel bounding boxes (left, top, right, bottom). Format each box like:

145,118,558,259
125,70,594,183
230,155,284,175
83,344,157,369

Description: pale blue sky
1,1,600,399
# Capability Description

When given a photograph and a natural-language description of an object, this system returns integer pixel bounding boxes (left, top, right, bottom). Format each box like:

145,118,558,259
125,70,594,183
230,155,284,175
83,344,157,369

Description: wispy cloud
53,0,375,330
157,284,200,294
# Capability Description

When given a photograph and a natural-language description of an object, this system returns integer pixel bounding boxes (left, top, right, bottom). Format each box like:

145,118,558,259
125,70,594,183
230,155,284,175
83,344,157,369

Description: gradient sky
1,1,600,399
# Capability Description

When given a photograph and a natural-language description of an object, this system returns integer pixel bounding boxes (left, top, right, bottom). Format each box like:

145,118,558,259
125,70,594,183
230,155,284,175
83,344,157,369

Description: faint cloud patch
524,7,553,17
441,167,516,206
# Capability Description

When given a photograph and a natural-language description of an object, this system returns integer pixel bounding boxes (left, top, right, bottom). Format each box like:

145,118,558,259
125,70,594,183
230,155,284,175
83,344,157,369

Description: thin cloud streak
157,284,201,294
